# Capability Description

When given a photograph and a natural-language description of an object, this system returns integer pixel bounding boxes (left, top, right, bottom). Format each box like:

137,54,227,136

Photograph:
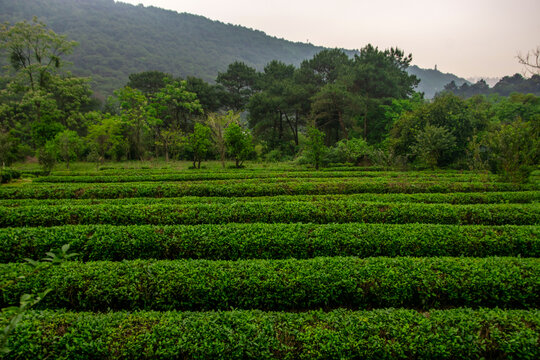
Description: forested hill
0,0,468,98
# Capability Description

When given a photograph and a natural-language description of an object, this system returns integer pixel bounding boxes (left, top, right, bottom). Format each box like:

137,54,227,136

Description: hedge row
1,257,538,311
1,223,538,262
0,180,531,199
0,201,537,227
2,308,538,359
2,190,538,207
33,171,497,183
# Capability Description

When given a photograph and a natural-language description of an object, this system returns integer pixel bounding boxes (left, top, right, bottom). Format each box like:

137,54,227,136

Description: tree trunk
338,111,348,140
278,111,283,140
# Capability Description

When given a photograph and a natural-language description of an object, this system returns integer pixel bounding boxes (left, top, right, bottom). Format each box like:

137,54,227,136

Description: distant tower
434,64,438,71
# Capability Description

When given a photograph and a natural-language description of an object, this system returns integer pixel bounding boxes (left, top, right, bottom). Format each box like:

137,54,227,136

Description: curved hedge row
0,201,537,227
0,180,531,199
1,190,538,207
1,223,538,262
1,257,538,311
3,308,538,359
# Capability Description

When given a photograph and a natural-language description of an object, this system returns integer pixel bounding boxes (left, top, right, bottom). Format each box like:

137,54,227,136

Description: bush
0,169,20,184
3,308,539,359
0,223,537,262
0,201,537,227
0,257,537,311
0,178,531,199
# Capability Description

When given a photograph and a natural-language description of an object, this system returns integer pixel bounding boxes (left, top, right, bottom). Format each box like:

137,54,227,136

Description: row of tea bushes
1,190,538,207
1,257,538,311
0,223,538,262
33,171,499,183
2,308,538,359
1,201,538,227
0,180,532,199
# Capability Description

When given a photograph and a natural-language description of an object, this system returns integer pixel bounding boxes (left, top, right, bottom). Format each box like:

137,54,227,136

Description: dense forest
0,18,538,182
443,74,540,98
0,0,469,98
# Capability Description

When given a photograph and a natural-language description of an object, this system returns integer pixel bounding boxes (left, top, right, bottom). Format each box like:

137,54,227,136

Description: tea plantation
1,166,539,359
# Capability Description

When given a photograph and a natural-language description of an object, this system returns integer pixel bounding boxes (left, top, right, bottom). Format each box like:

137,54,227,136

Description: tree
0,17,77,91
126,71,170,96
86,114,127,162
304,126,327,170
207,111,238,168
390,92,475,165
0,19,92,155
347,44,419,142
116,87,156,160
310,83,358,144
152,80,203,133
225,122,254,168
217,61,257,111
38,140,57,174
156,129,183,162
488,120,539,182
54,130,83,169
517,46,540,75
185,123,212,169
411,124,456,169
334,137,372,165
0,130,16,168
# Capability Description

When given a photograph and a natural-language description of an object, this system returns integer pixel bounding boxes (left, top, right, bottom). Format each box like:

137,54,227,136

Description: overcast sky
120,0,539,78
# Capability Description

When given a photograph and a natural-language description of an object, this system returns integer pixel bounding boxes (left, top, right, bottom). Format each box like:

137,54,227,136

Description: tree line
0,19,538,181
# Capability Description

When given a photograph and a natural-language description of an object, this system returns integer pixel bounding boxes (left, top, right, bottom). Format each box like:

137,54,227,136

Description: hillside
407,65,469,98
0,0,469,98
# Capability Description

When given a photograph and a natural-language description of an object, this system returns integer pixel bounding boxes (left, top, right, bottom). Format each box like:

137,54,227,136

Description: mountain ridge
0,0,469,98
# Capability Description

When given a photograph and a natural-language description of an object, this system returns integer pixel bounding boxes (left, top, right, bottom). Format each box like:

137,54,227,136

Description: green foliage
0,244,77,354
412,125,456,168
86,114,127,161
0,223,537,262
53,130,83,169
303,127,327,170
0,200,537,227
488,120,539,182
224,122,254,168
0,169,20,184
185,123,212,168
0,309,537,359
0,130,16,167
332,137,372,165
1,257,538,311
217,61,258,111
0,17,77,91
126,71,170,96
445,74,540,98
0,177,531,200
37,141,57,174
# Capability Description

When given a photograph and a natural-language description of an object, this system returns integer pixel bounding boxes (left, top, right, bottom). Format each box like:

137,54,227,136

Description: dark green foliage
224,123,254,167
444,74,540,98
0,200,537,227
1,191,538,207
0,169,20,184
303,127,327,169
126,71,171,96
2,308,538,359
0,178,532,199
31,169,504,183
0,223,537,262
0,257,538,311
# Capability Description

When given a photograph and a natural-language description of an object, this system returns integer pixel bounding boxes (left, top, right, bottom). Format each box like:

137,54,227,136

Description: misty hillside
408,66,469,98
0,0,468,98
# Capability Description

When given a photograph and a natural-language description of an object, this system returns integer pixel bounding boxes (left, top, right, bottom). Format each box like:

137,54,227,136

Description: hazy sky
120,0,539,78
